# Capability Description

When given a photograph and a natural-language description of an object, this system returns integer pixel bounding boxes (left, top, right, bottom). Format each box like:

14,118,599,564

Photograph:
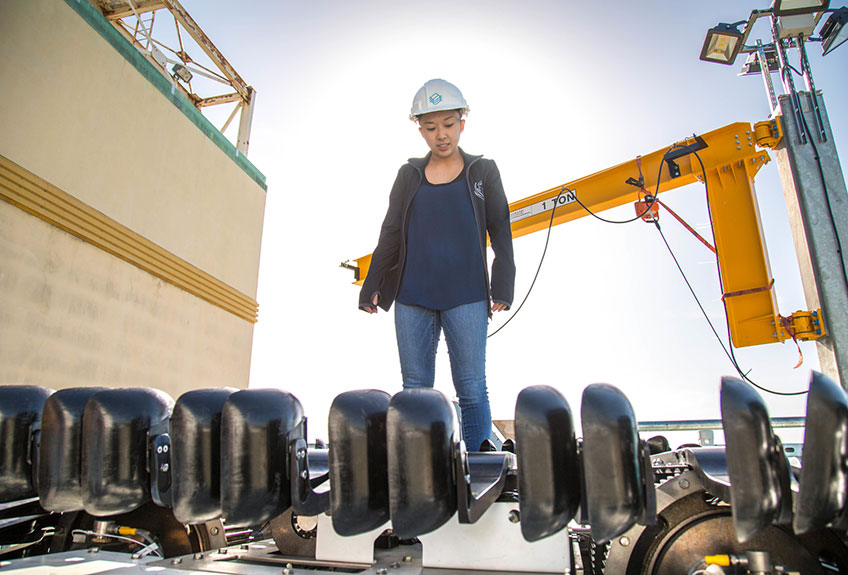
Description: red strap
721,279,775,301
656,199,716,254
779,315,805,369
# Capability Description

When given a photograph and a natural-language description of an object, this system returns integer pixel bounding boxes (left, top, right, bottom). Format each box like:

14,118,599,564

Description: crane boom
343,119,823,349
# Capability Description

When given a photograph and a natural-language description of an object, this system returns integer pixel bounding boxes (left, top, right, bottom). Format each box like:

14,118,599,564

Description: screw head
679,478,690,489
508,509,520,523
619,536,630,547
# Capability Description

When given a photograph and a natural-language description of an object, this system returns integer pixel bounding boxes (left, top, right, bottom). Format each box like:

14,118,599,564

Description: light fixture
700,22,746,65
172,63,193,83
773,0,830,15
738,47,780,75
821,6,848,55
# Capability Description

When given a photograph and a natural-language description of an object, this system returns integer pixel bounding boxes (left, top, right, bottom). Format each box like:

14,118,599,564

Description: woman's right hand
362,293,380,314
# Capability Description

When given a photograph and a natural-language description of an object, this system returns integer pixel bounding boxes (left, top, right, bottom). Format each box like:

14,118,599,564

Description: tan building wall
0,0,267,397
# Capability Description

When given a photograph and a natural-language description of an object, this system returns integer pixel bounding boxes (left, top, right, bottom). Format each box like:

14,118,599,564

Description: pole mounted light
699,22,747,65
698,2,846,120
821,6,848,54
773,0,830,16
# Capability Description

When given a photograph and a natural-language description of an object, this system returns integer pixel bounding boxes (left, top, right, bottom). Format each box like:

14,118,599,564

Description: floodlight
700,22,746,65
773,0,829,16
172,63,193,83
739,46,780,75
821,7,848,55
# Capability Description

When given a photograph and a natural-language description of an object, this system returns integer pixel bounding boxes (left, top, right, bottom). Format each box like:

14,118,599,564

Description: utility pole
773,91,848,388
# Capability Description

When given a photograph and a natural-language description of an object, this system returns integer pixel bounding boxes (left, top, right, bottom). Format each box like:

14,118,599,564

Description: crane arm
342,119,823,349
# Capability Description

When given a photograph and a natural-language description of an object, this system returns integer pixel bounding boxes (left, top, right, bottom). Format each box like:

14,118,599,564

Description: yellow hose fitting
705,554,731,566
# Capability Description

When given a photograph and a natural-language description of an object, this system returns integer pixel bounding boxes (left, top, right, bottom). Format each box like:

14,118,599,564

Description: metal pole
773,91,848,388
771,17,808,145
756,40,779,114
237,87,255,156
797,34,827,142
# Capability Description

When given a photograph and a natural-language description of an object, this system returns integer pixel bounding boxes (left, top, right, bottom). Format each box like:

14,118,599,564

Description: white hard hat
409,79,469,122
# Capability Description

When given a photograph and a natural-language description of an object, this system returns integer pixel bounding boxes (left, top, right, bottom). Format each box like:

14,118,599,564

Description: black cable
487,189,564,338
677,146,808,396
795,105,848,293
574,142,807,395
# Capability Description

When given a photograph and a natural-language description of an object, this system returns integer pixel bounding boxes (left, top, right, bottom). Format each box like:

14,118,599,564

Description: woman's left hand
492,302,508,312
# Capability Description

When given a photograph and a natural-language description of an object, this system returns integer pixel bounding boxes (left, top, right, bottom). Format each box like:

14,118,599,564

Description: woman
359,79,515,450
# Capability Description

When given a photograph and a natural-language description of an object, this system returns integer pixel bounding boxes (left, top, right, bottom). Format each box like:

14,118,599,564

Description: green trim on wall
63,0,267,192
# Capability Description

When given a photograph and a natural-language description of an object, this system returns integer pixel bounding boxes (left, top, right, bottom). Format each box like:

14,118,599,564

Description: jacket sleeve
484,160,515,307
359,166,407,310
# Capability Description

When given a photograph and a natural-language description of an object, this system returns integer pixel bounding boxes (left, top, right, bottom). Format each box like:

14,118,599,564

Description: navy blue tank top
396,170,487,310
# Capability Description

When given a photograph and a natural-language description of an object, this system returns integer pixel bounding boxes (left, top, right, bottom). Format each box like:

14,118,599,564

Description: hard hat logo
410,79,469,121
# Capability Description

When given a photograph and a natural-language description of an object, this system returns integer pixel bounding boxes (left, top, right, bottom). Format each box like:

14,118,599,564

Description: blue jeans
394,300,491,451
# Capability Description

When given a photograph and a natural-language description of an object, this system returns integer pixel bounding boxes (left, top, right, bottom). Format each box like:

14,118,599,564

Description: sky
175,0,848,443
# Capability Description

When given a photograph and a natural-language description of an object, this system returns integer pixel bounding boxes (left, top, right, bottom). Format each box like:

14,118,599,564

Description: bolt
171,558,182,565
132,553,141,560
241,544,250,550
300,470,308,479
194,553,204,560
619,536,630,547
737,146,741,150
508,509,520,523
816,329,822,335
209,526,220,536
679,478,690,489
286,563,293,569
813,311,818,316
403,555,412,562
391,562,401,568
88,547,100,554
283,569,292,575
377,569,388,575
160,462,169,473
218,548,227,555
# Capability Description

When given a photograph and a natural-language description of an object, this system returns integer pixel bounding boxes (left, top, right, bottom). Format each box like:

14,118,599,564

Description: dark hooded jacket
359,148,515,317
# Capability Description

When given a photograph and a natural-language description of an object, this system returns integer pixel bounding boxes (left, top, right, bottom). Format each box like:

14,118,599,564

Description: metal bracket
664,134,708,179
289,438,330,517
754,117,783,149
454,447,514,524
149,431,172,508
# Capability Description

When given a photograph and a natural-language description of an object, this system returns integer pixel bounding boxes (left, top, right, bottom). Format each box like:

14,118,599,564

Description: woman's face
418,110,464,160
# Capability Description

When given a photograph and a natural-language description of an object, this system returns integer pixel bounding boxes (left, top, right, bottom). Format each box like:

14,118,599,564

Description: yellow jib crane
342,119,824,349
